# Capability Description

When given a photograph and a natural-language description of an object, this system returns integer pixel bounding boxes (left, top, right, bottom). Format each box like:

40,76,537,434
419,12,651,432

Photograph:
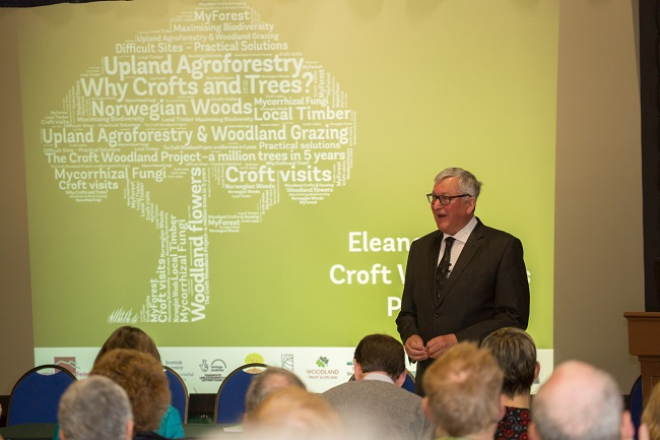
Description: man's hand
425,334,458,359
404,335,429,361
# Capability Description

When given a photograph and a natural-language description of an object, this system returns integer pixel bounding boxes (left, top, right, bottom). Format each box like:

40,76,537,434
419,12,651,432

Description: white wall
554,0,644,390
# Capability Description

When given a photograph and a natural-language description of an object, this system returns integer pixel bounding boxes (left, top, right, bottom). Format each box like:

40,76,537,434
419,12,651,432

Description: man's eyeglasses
426,193,471,205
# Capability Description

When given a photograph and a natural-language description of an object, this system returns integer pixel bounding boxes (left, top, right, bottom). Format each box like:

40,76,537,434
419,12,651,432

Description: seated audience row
48,326,658,440
55,348,169,440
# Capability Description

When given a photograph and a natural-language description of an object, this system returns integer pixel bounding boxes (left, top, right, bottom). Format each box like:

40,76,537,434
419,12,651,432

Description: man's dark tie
436,237,455,295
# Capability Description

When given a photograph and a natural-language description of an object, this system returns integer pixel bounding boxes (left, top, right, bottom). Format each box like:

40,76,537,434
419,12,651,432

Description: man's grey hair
532,361,623,440
58,376,133,440
245,367,306,417
434,167,482,199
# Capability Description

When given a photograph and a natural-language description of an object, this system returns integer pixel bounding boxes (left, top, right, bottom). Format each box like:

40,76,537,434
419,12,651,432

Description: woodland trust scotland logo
307,356,339,380
281,353,294,371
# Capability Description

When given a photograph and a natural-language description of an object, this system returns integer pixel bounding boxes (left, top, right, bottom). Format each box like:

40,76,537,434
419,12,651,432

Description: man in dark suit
396,167,529,396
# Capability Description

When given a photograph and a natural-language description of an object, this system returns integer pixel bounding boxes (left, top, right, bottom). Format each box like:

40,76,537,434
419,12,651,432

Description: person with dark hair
423,342,504,440
244,367,307,421
58,376,134,440
94,326,161,365
481,327,538,440
91,349,171,440
53,327,183,440
396,167,530,396
323,334,433,440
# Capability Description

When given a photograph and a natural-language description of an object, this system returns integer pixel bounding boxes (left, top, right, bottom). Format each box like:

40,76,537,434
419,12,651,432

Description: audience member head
643,383,660,440
531,360,633,440
245,367,306,420
91,348,170,434
248,387,342,440
58,375,133,440
353,334,406,385
423,342,504,439
481,327,538,402
94,326,160,365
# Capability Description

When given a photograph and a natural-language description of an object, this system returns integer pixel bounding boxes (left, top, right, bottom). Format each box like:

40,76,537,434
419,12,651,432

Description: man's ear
394,371,407,387
534,361,541,380
353,360,363,380
466,196,476,215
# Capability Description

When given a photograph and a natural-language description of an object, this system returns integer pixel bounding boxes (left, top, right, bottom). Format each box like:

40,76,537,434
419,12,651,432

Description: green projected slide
19,0,557,392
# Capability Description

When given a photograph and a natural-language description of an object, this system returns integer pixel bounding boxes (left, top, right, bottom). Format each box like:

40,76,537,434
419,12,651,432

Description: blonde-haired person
642,384,660,440
423,342,504,440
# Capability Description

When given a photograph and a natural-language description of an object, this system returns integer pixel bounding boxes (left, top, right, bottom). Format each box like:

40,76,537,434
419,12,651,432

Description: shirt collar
362,372,395,385
446,216,477,244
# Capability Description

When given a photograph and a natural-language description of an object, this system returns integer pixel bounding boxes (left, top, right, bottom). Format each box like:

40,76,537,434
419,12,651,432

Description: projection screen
16,0,557,392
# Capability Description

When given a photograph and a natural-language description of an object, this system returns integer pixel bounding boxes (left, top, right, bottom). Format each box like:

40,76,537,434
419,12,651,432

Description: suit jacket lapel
435,219,484,309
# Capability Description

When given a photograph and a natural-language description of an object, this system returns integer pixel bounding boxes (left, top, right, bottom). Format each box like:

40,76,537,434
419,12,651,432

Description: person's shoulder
389,385,423,402
322,381,363,406
410,229,442,248
359,380,423,401
322,381,355,397
478,220,522,243
325,380,408,396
